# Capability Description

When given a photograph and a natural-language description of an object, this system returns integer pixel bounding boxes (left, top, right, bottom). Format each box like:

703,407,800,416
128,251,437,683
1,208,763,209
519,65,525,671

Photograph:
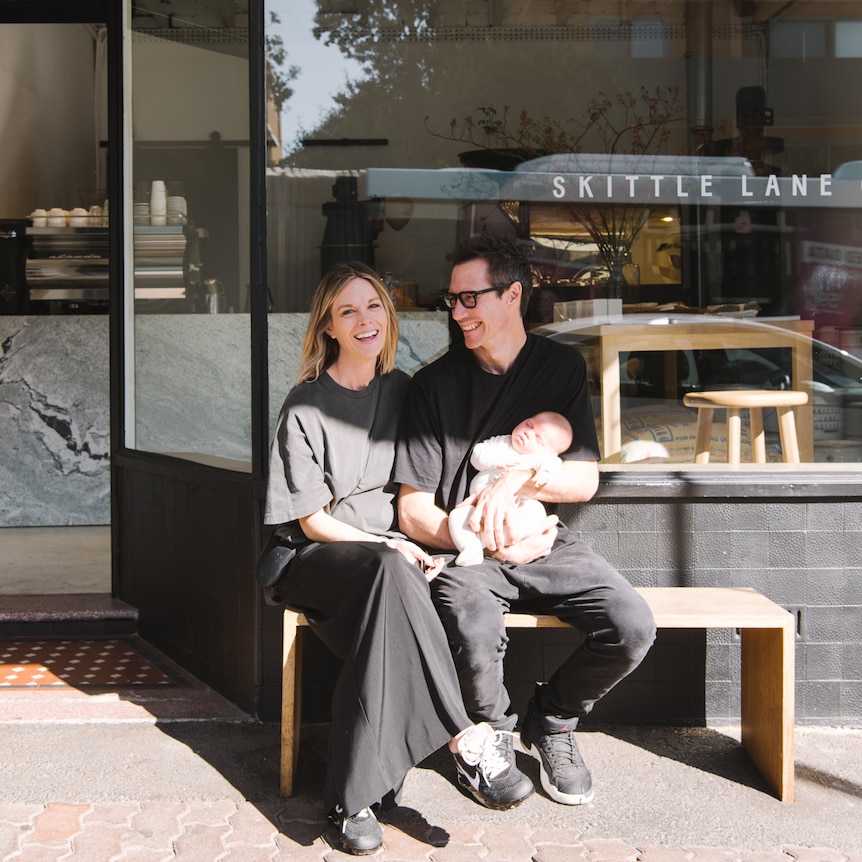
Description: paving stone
686,846,742,862
8,846,72,862
0,823,26,861
639,847,695,862
125,802,188,852
477,825,536,862
180,799,238,827
0,805,44,827
118,850,178,862
225,802,283,847
172,820,232,859
529,827,587,847
80,801,139,827
583,838,640,862
376,824,436,861
739,853,795,862
430,827,489,862
64,822,129,862
533,846,591,862
221,844,281,861
274,830,330,860
24,802,89,849
430,846,490,862
782,848,848,862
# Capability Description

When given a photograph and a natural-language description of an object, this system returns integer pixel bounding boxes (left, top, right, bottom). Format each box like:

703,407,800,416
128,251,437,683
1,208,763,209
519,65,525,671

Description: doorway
0,6,117,598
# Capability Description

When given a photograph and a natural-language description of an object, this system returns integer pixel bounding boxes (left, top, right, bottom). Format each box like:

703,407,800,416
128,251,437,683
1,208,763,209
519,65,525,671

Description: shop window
835,21,862,58
263,0,862,472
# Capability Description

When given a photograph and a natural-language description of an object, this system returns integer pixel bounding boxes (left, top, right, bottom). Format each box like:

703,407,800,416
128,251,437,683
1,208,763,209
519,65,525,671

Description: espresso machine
23,224,204,313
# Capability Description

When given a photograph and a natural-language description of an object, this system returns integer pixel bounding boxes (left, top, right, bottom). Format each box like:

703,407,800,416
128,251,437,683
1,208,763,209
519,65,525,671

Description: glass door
125,0,252,471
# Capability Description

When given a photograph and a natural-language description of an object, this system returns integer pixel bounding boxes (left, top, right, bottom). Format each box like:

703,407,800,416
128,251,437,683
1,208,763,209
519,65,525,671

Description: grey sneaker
453,724,534,810
520,699,594,805
329,805,383,855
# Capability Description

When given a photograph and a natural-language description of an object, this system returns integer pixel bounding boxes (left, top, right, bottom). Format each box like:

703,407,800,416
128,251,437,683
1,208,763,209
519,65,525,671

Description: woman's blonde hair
296,262,399,385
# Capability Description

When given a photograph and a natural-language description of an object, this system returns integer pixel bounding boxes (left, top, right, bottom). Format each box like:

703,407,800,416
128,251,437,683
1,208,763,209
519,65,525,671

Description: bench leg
740,625,795,801
281,613,304,797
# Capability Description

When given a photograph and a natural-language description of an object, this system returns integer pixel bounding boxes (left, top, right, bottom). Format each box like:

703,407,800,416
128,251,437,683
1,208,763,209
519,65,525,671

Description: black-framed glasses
440,283,513,309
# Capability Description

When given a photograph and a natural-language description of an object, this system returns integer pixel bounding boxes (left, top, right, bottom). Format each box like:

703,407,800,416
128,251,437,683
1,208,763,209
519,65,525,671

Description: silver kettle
202,278,224,314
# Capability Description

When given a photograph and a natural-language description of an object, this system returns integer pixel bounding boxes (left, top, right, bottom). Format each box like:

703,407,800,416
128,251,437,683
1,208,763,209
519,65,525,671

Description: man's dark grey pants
430,526,657,729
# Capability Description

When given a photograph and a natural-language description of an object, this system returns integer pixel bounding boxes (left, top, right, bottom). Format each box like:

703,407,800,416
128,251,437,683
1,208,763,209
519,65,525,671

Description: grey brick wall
548,498,862,727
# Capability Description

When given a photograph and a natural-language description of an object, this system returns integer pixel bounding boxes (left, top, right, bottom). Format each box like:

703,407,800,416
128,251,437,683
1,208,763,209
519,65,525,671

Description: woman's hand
384,538,445,581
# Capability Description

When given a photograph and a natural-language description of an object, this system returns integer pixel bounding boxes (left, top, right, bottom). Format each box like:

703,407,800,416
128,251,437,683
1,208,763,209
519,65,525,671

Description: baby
448,411,573,566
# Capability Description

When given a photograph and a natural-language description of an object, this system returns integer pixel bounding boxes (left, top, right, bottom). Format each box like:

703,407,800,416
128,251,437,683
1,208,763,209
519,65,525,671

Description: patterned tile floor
0,637,190,689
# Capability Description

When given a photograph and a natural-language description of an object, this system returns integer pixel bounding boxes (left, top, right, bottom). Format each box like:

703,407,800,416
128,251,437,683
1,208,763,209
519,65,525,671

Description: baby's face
511,414,570,455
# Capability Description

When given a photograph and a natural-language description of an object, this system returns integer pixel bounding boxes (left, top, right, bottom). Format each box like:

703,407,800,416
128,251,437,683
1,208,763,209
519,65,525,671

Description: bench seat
281,586,795,801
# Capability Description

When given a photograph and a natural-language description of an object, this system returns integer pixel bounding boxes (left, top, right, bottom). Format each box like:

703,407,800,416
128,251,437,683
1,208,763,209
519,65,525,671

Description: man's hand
490,515,559,565
467,469,533,552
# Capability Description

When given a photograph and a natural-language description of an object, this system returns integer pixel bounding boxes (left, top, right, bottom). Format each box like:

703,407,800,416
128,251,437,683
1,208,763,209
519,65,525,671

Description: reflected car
534,314,862,464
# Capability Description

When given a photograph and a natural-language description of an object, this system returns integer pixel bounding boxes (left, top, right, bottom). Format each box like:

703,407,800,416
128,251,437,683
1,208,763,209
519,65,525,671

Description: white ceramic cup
150,180,167,226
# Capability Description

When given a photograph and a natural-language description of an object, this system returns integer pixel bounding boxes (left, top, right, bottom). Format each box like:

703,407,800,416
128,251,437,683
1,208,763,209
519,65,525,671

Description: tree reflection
314,0,435,87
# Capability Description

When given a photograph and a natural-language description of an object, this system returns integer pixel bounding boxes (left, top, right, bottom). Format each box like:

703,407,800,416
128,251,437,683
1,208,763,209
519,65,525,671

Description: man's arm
525,459,600,504
466,459,598,556
398,484,454,551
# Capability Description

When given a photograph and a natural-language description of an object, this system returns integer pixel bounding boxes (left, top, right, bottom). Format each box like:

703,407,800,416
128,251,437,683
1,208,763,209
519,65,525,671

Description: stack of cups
150,180,167,226
167,181,188,226
133,182,149,226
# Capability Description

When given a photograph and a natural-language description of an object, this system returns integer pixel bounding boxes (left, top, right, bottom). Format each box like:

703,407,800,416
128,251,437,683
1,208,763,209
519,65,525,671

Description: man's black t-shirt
394,334,599,513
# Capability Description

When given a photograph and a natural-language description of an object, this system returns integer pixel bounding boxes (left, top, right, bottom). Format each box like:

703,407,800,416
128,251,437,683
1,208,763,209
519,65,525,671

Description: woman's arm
299,508,440,573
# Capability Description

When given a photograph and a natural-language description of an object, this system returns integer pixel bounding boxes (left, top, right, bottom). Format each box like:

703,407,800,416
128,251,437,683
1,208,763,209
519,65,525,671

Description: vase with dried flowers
427,87,684,300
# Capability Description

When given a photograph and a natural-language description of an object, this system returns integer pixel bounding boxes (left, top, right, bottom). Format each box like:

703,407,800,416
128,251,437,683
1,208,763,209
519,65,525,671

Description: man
394,233,656,809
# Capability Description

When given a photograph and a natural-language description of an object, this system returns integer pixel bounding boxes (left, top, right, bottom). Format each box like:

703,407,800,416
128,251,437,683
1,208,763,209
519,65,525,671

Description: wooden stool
683,390,809,464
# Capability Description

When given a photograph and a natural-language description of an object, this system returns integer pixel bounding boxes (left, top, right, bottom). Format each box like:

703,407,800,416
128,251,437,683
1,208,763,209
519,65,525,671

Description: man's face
448,258,520,355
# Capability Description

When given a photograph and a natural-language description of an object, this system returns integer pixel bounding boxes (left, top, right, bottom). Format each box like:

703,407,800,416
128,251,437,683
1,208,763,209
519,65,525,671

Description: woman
264,262,510,855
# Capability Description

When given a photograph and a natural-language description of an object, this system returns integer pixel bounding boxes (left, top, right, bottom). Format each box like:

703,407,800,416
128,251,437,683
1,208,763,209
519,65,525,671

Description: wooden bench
281,586,795,802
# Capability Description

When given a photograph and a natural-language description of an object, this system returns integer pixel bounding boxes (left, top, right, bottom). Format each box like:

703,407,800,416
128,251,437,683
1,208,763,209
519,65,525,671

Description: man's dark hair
448,233,533,316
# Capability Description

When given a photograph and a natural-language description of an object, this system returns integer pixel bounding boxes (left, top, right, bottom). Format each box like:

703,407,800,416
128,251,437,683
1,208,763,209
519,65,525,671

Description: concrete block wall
559,497,862,727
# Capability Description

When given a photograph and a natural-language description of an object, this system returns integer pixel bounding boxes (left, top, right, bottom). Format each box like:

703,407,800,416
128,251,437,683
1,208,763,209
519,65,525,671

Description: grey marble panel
134,315,253,462
0,317,110,527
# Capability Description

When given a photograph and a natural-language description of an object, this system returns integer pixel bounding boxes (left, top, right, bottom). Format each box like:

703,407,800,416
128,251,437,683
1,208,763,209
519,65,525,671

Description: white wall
0,24,100,218
131,35,249,141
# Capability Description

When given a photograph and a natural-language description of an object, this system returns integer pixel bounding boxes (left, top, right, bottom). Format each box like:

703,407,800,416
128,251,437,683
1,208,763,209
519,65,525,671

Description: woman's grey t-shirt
264,369,411,542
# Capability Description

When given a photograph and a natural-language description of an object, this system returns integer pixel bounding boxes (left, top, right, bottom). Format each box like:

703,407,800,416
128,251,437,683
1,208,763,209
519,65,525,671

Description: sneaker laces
541,730,585,772
479,730,514,782
456,722,494,766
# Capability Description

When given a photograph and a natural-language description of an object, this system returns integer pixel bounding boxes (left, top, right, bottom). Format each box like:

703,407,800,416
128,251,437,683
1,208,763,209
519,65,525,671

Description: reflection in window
263,0,862,469
835,21,862,58
770,19,827,60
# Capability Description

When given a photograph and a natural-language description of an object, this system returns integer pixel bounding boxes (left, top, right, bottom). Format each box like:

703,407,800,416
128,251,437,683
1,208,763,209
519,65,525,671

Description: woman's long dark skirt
279,541,471,816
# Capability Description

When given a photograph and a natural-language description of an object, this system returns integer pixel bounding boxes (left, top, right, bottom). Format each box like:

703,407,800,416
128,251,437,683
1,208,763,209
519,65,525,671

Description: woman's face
325,277,389,365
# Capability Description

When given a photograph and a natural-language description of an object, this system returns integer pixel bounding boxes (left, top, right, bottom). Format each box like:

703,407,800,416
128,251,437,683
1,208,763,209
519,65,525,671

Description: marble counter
0,317,110,526
2,312,450,526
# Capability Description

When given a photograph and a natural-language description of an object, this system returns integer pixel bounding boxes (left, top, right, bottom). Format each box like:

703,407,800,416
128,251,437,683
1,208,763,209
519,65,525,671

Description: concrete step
0,593,138,637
